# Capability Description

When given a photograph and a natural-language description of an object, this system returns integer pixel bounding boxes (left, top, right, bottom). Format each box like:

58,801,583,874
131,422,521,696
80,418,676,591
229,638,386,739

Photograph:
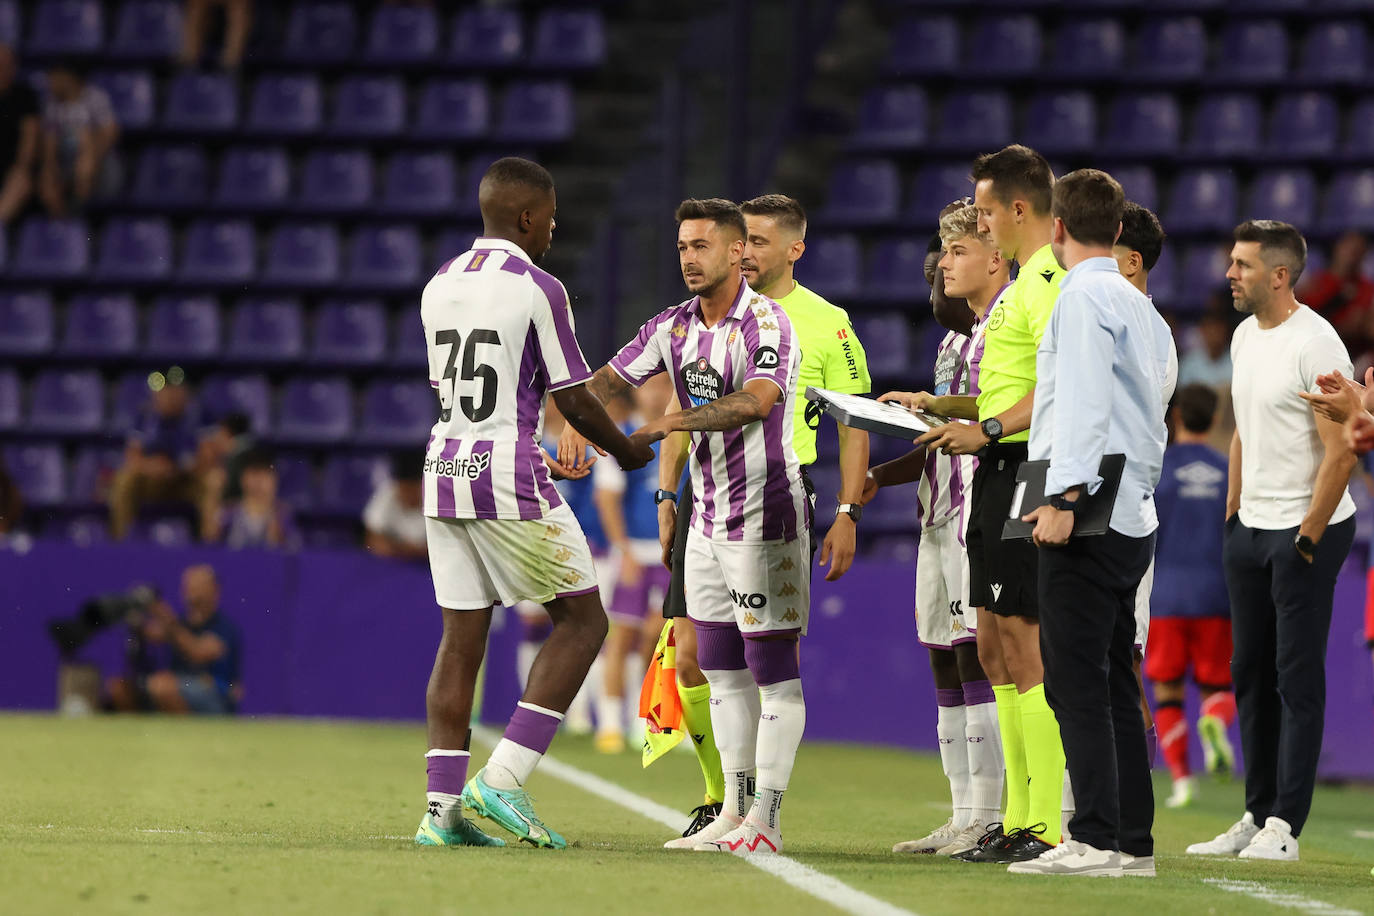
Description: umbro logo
1041,270,1055,283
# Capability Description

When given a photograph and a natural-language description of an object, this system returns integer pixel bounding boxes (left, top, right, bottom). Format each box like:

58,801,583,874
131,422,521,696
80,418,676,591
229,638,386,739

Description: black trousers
1223,516,1354,836
1039,528,1156,856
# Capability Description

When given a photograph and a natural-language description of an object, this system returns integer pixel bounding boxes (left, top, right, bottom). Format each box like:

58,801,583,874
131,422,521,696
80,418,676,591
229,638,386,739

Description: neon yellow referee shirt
772,282,871,465
976,243,1063,443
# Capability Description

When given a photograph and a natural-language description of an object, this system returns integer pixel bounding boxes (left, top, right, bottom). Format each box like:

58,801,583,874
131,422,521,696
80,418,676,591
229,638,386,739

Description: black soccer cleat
681,802,724,838
988,824,1055,864
951,822,1008,863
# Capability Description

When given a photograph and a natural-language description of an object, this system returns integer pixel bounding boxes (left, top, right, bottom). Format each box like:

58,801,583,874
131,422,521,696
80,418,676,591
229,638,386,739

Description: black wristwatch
1295,533,1316,561
654,488,678,506
980,417,1003,442
836,503,863,523
1049,493,1081,513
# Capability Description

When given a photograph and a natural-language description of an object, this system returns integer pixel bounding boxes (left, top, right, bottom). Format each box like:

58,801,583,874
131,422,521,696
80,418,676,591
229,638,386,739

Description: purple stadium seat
530,9,606,70
1215,20,1288,82
1133,17,1206,81
380,152,456,216
227,298,305,362
1267,93,1339,157
312,299,386,366
365,2,438,63
1148,245,1177,307
1321,170,1374,232
145,294,220,358
199,373,271,432
431,227,479,266
851,314,910,377
5,443,65,507
282,1,356,63
263,223,341,286
1177,244,1232,310
969,16,1041,77
908,163,973,222
1051,19,1125,76
849,85,928,151
69,444,123,504
63,293,138,357
0,2,18,45
0,368,19,430
1165,169,1239,233
299,149,373,213
413,78,489,142
794,234,862,301
272,453,317,511
215,146,290,210
164,72,238,133
0,291,55,355
330,76,405,139
885,16,959,77
864,237,931,303
1346,97,1374,158
1243,0,1306,9
95,216,173,281
13,217,88,279
180,218,256,284
111,0,182,59
277,376,353,444
1021,91,1096,154
108,370,153,431
29,369,104,433
129,515,195,547
819,161,900,227
248,74,323,137
450,6,524,67
1111,165,1159,213
391,310,427,369
936,90,1011,151
1246,169,1317,229
1188,94,1262,157
130,145,207,208
320,453,384,514
347,224,421,290
28,0,103,55
91,69,154,129
0,224,5,273
1100,93,1181,155
1299,21,1367,83
360,379,435,446
495,81,574,143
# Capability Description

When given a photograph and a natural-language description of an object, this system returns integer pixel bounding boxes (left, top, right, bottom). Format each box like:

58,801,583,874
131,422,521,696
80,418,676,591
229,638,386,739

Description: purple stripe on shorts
692,618,747,671
426,752,469,794
503,703,562,754
937,687,965,708
962,678,996,706
435,439,464,516
469,439,496,516
743,636,800,686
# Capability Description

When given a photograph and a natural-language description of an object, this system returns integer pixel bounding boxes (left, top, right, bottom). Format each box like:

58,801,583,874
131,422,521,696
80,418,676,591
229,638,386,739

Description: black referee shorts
967,441,1040,619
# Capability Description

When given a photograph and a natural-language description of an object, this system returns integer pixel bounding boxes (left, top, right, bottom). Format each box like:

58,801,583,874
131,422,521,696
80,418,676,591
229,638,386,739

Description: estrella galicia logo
681,357,724,407
424,451,491,480
752,346,779,369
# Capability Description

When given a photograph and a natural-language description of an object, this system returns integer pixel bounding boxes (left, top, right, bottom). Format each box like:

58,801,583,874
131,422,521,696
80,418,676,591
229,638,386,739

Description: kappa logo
990,583,1003,601
781,608,800,622
672,324,688,338
544,523,563,539
754,306,771,318
563,570,584,586
776,582,798,598
775,557,795,572
743,612,761,625
759,320,778,331
554,546,572,562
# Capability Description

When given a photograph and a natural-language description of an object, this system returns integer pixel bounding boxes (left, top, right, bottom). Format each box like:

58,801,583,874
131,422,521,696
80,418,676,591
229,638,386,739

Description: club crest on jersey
424,451,491,480
682,358,724,407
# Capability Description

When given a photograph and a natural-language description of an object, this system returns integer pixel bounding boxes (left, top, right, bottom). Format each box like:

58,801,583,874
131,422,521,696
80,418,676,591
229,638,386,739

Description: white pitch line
474,726,917,916
1202,878,1363,916
1352,829,1374,840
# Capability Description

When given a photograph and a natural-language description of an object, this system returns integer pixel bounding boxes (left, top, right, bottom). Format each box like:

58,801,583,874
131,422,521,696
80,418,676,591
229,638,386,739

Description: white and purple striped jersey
420,237,593,520
609,281,807,544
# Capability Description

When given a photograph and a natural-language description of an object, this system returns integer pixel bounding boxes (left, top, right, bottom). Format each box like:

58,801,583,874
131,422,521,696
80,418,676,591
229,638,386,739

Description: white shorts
1134,555,1155,652
426,504,599,610
683,528,811,636
915,521,976,649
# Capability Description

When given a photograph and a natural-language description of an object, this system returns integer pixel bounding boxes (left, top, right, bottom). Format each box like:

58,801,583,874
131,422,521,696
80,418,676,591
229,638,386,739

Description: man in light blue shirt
1011,170,1172,879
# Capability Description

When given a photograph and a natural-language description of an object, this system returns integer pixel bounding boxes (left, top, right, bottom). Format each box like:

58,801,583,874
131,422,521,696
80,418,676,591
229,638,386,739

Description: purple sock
1145,724,1158,768
426,751,470,795
693,619,747,671
504,702,562,754
743,636,801,686
936,687,965,708
961,678,996,706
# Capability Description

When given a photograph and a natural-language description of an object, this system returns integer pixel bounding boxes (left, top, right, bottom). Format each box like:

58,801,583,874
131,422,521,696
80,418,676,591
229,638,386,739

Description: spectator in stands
211,447,300,551
1178,310,1234,390
0,453,23,534
180,0,253,70
364,451,427,560
38,62,119,217
197,412,257,534
1301,231,1373,357
107,564,242,715
109,369,208,541
0,44,38,225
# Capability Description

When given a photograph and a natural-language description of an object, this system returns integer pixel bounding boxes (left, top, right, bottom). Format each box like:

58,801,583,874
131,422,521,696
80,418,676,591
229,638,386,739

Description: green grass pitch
3,714,1371,915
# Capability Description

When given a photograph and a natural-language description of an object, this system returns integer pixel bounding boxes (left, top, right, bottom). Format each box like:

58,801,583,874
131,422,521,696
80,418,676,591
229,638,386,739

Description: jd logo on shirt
682,358,724,407
753,346,779,369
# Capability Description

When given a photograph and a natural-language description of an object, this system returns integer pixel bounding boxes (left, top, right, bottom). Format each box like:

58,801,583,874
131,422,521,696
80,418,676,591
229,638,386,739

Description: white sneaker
935,820,986,857
1238,817,1299,861
1006,839,1123,876
664,812,742,849
893,817,961,854
1165,776,1197,809
1120,853,1156,877
693,815,782,854
1186,811,1258,855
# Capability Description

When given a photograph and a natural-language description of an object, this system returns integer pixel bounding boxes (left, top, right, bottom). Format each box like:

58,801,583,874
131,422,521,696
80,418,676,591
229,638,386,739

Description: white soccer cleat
1186,811,1258,855
1120,853,1156,877
936,820,987,857
664,812,742,850
1238,817,1299,861
892,817,960,854
693,816,782,854
1006,839,1123,877
1165,776,1197,809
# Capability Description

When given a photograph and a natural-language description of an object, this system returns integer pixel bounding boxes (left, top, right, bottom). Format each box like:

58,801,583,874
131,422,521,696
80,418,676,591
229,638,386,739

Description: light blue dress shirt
1028,256,1174,538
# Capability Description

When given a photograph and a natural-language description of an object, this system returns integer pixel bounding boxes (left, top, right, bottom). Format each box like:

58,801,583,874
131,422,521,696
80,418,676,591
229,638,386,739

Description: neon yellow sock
1019,683,1066,845
677,681,724,805
992,683,1027,830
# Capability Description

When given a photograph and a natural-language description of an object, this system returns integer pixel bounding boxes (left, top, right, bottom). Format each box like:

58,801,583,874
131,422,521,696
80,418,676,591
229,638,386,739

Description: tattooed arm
635,379,781,440
559,365,636,467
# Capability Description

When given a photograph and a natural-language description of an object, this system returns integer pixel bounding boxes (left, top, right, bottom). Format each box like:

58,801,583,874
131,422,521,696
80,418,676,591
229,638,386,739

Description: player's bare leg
597,621,639,752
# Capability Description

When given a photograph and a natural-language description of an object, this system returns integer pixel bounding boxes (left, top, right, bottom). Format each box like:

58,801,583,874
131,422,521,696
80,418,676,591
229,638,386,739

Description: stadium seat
1050,19,1125,77
935,90,1012,152
330,76,406,139
129,515,195,547
63,293,138,357
1147,245,1177,306
907,163,974,223
1299,21,1367,83
431,227,480,266
1021,91,1096,154
69,444,123,505
0,224,5,274
319,453,385,514
0,368,21,431
1100,93,1181,155
199,373,271,433
849,85,928,151
145,294,220,359
1188,94,1262,157
864,237,931,304
94,216,173,282
163,71,238,133
347,224,422,290
215,146,291,210
91,69,155,129
110,0,182,59
312,299,386,366
1214,20,1288,83
391,310,428,369
885,16,959,76
107,369,154,431
13,217,88,279
272,453,317,511
1343,96,1374,158
27,0,103,55
4,443,65,507
130,145,208,209
248,74,323,137
969,16,1041,77
282,1,356,63
1133,17,1207,81
1177,244,1232,310
1111,165,1160,212
851,314,910,378
495,81,574,143
794,234,862,301
381,152,457,216
0,2,18,45
818,161,900,227
277,376,353,444
299,149,373,213
179,219,256,285
1165,169,1239,233
364,2,438,63
1246,169,1317,230
227,298,305,362
413,78,490,142
1267,92,1340,158
1321,169,1374,232
263,223,341,287
450,6,524,68
530,9,607,70
0,291,54,355
1241,0,1306,9
359,379,434,446
29,369,104,434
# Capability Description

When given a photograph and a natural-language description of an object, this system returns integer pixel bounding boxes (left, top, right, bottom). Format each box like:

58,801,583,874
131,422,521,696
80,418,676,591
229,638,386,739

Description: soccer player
414,158,654,850
917,145,1065,863
579,198,811,853
1145,384,1235,809
870,202,1010,856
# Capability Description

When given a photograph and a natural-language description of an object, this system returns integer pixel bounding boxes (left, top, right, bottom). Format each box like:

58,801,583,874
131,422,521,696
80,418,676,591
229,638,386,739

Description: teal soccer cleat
461,768,567,849
1198,714,1235,778
414,811,506,847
